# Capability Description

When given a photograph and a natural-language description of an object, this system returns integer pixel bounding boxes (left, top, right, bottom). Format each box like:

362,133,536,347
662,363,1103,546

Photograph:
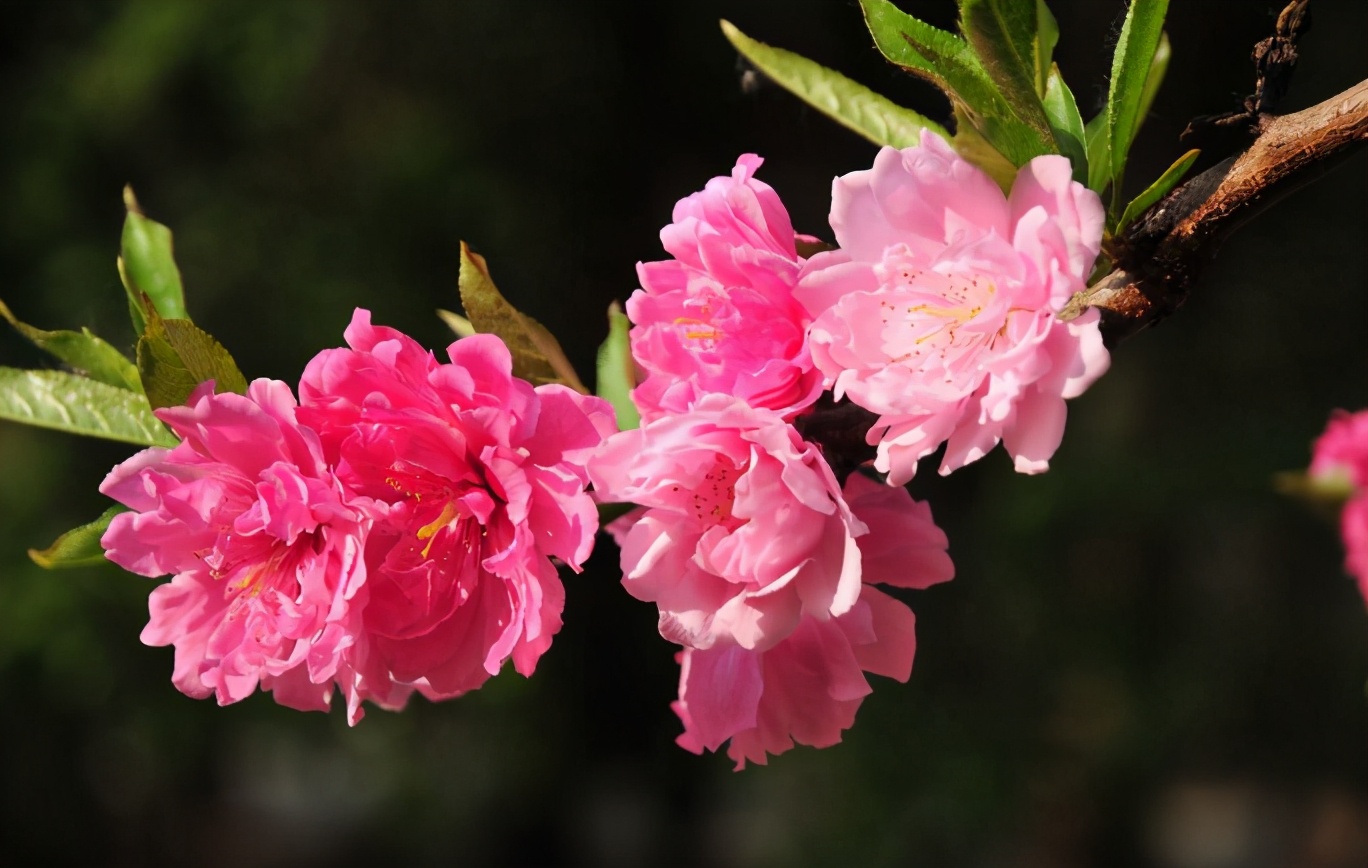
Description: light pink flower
1310,408,1368,605
100,380,406,722
587,393,867,652
796,130,1109,484
672,475,954,768
628,155,822,421
298,309,616,700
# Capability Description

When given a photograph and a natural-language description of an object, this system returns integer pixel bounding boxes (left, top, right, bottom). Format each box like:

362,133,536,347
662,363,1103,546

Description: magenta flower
671,475,954,768
587,394,869,653
796,131,1109,484
628,154,822,421
103,310,614,723
298,309,616,701
1310,408,1368,605
100,380,404,721
1310,409,1368,489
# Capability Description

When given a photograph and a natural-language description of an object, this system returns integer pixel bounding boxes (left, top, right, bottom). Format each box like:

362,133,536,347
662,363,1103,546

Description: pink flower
628,155,822,421
796,130,1109,484
100,380,406,721
1310,409,1368,489
102,310,615,724
1310,408,1368,605
298,309,616,700
672,475,954,768
587,394,868,652
1341,498,1368,605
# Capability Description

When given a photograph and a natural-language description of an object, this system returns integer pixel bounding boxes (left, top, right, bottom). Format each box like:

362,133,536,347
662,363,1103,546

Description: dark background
0,1,1364,866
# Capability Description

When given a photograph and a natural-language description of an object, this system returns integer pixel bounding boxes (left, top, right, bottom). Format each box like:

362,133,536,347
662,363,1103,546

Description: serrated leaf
1042,65,1087,183
958,0,1052,137
860,0,1052,166
458,242,588,394
861,0,989,101
0,299,142,391
595,301,639,432
137,306,248,410
119,187,188,336
437,308,476,338
721,20,948,148
1115,147,1198,230
0,367,176,446
1105,0,1170,200
28,505,128,569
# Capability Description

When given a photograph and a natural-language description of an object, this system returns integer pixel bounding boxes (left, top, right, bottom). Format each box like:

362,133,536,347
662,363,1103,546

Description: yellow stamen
673,316,722,342
416,500,462,557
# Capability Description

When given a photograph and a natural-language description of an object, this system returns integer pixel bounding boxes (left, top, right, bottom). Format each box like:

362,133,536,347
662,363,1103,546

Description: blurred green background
0,1,1364,865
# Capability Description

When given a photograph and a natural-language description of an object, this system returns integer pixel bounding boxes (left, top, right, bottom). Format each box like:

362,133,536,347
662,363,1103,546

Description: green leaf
118,186,188,336
1115,148,1199,230
861,0,989,102
0,367,176,446
1137,31,1171,134
1084,110,1110,193
958,0,1051,135
0,299,142,391
596,501,638,526
1275,469,1354,523
951,106,1019,191
137,306,248,411
595,302,639,432
458,242,588,393
1105,0,1170,197
859,0,1051,166
721,20,949,147
1035,0,1059,95
28,505,128,570
437,309,476,339
1042,65,1087,183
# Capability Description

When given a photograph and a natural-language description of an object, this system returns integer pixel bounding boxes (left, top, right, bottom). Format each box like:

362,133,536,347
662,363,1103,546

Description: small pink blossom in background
587,393,867,653
628,154,822,421
1310,409,1368,488
100,380,406,721
299,309,615,703
672,474,954,768
1309,408,1368,605
796,130,1109,484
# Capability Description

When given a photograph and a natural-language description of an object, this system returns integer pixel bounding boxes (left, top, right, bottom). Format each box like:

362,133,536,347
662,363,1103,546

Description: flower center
874,258,1008,375
687,455,744,528
674,315,723,346
416,499,463,557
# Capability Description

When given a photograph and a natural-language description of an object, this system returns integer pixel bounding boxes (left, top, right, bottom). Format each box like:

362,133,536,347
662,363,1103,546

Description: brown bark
1061,77,1368,342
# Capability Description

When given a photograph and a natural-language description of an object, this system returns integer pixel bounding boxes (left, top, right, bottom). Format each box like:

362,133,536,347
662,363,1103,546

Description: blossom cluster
101,130,1109,765
102,310,615,723
1309,408,1368,605
588,130,1107,766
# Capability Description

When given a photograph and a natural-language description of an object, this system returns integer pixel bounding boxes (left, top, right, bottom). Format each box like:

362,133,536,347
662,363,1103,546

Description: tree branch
1063,76,1368,342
